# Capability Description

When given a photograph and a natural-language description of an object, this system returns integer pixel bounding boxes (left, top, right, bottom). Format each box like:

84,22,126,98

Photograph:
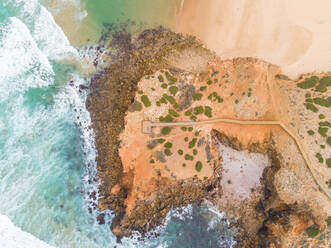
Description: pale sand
175,0,331,78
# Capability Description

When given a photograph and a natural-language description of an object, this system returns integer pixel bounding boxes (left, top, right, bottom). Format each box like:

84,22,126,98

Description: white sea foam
0,214,54,248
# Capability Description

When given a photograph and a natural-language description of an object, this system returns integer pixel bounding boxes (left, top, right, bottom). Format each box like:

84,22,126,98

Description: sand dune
175,0,331,78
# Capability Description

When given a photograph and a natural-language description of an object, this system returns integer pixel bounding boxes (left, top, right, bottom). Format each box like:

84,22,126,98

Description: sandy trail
175,0,331,78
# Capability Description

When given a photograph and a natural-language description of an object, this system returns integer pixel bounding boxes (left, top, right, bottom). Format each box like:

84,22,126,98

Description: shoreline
175,0,331,79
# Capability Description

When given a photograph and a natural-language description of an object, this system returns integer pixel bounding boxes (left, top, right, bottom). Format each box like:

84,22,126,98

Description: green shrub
307,130,315,135
207,80,213,85
150,159,155,164
163,94,177,106
189,138,197,148
195,161,203,172
194,106,204,115
156,101,161,107
200,86,207,91
315,153,323,163
320,144,325,149
159,115,173,122
165,71,177,83
319,121,331,128
326,216,331,226
204,106,212,118
315,76,331,92
161,83,168,89
161,127,172,135
138,90,143,94
313,97,330,107
181,127,187,131
151,88,155,91
319,114,325,119
305,103,318,112
159,97,167,104
327,137,331,146
157,138,166,144
193,93,203,101
193,149,198,155
188,127,193,132
305,225,320,238
164,142,173,148
185,110,192,116
235,99,239,104
195,131,199,136
184,154,194,161
184,137,189,142
326,158,331,168
164,148,172,156
178,149,183,155
182,163,186,167
190,115,197,121
141,95,152,107
158,75,164,82
248,92,252,97
318,127,328,137
169,109,180,117
305,93,311,98
297,76,319,89
169,86,178,96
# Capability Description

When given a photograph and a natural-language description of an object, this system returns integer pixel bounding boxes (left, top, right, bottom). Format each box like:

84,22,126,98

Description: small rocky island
86,27,331,247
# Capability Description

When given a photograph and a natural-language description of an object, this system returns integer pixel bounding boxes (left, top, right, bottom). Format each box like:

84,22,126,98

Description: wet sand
175,0,331,78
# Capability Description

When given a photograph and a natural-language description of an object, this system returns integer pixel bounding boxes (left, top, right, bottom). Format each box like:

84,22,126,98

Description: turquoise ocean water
0,1,235,247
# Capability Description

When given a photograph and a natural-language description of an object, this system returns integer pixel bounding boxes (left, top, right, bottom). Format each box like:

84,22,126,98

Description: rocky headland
86,27,331,247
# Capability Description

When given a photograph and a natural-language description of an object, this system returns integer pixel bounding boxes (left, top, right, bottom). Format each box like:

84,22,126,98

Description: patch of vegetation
306,98,313,103
313,97,331,107
150,159,155,164
204,106,212,118
189,138,198,148
169,86,178,96
275,74,281,79
184,137,188,142
185,110,192,116
188,127,193,132
141,95,152,107
193,149,198,155
163,94,178,108
178,149,183,155
319,114,325,119
207,80,213,85
164,148,172,156
214,79,218,83
161,127,172,135
195,131,199,136
182,163,186,167
165,71,177,83
164,142,173,148
193,93,203,101
159,115,173,122
297,76,319,89
326,216,331,226
128,101,143,112
305,225,320,238
318,127,328,137
305,103,318,112
327,179,331,188
200,86,207,91
159,97,167,104
208,92,223,103
181,127,187,131
190,115,197,121
157,138,166,144
138,90,143,94
203,176,208,180
151,87,155,91
230,92,234,96
161,83,168,89
315,153,323,163
147,141,158,150
326,158,331,168
305,93,311,98
169,109,180,117
327,137,331,146
319,121,331,128
195,161,203,172
320,144,325,149
307,130,315,135
194,106,204,115
158,75,164,82
315,76,331,92
248,92,252,97
235,99,239,104
184,154,194,161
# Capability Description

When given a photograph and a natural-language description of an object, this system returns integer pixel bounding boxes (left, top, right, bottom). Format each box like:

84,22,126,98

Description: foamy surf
0,214,54,248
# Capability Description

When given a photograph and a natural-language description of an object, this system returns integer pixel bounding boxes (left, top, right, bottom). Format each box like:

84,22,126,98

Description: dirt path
142,119,331,201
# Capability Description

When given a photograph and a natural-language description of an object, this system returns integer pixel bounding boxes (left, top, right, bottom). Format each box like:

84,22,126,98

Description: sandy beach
175,0,331,78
